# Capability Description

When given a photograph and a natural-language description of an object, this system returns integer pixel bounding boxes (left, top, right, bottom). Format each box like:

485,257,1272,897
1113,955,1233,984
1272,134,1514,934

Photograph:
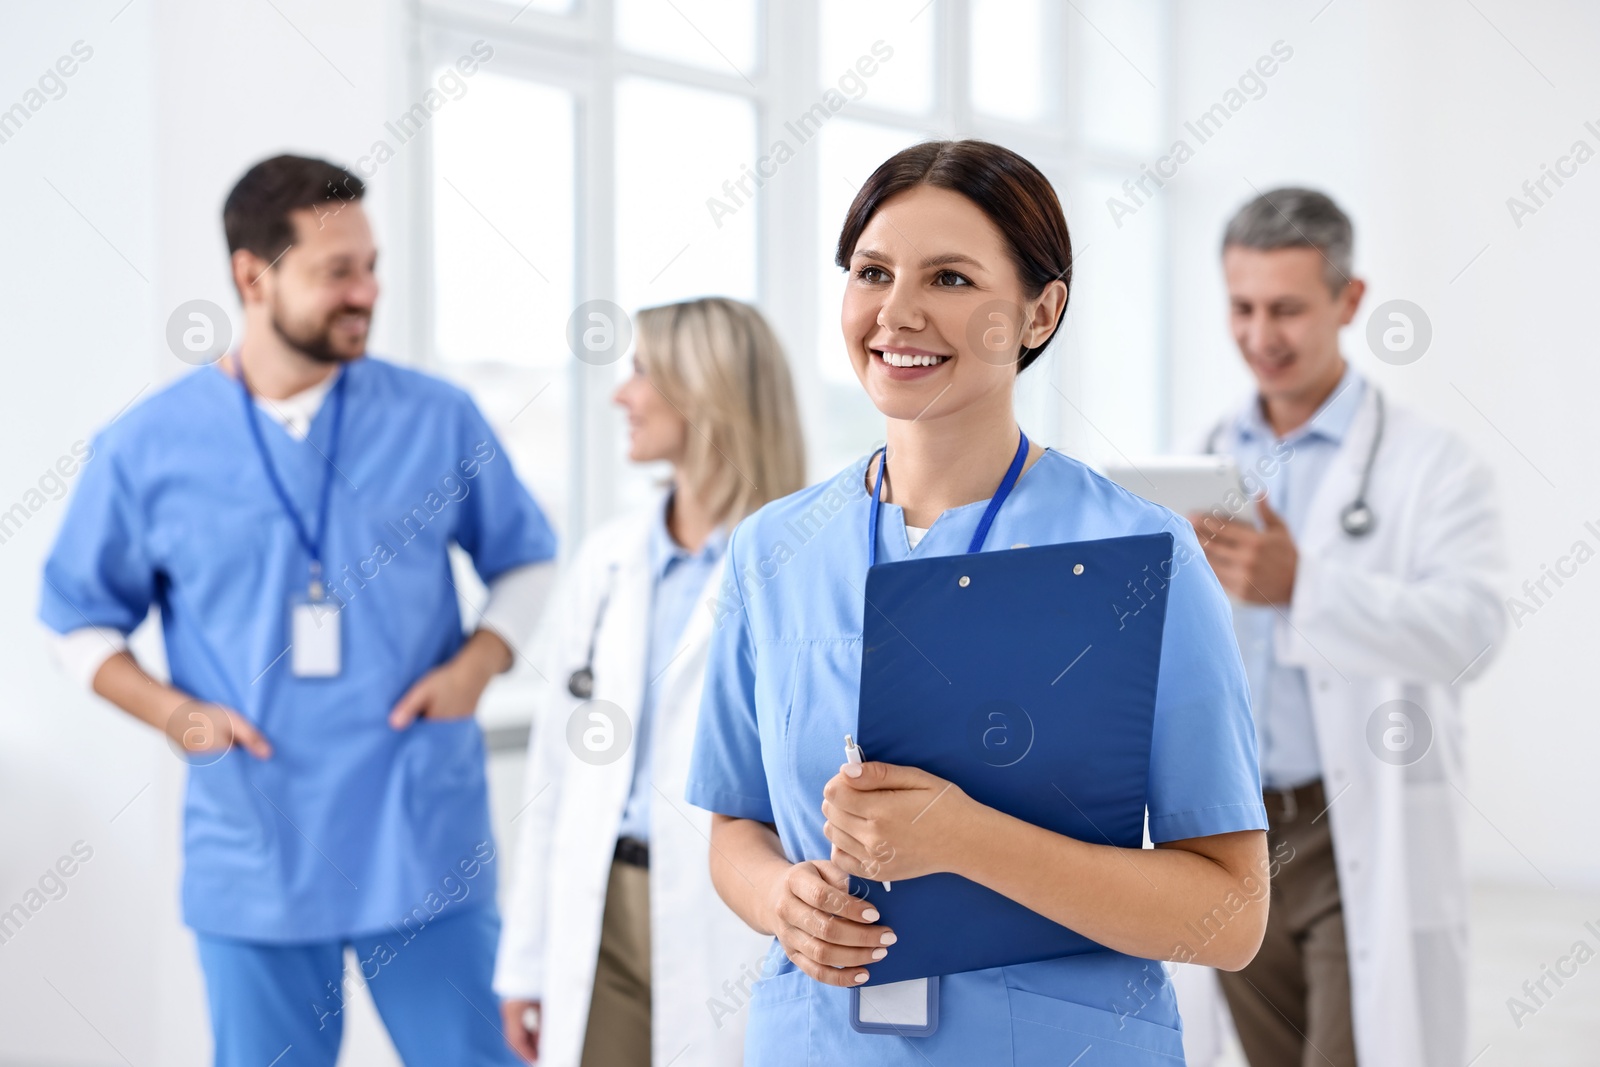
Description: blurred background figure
38,155,556,1066
4,2,1598,1064
495,297,805,1066
1175,189,1506,1067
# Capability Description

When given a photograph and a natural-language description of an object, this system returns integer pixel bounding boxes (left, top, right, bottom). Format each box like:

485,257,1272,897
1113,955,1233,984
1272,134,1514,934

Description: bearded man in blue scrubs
39,155,554,1066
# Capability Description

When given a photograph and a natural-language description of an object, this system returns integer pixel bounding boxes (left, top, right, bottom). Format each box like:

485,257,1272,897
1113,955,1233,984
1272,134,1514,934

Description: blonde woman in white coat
496,297,807,1067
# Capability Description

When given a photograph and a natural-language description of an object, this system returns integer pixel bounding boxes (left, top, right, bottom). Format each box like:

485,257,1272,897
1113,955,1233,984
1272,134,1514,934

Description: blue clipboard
851,532,1174,985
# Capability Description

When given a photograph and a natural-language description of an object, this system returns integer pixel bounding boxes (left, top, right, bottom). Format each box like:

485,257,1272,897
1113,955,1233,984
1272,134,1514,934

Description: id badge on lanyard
237,357,349,680
290,563,341,678
850,977,939,1037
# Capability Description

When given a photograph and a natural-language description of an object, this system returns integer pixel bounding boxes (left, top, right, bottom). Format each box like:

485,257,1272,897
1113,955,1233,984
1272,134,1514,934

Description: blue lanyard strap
867,430,1030,568
236,360,349,584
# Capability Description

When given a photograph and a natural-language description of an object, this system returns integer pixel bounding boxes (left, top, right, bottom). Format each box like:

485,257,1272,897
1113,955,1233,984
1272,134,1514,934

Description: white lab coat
1176,385,1508,1067
495,499,767,1067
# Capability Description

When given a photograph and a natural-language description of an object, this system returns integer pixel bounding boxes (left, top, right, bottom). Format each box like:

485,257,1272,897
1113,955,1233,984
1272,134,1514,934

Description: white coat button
1317,680,1331,691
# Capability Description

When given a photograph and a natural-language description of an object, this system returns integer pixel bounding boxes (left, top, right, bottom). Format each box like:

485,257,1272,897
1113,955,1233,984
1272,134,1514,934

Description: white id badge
290,595,341,677
849,977,939,1037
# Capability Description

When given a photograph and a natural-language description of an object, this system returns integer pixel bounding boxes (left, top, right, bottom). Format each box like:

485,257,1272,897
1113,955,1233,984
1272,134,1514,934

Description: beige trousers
580,859,652,1067
1217,780,1358,1067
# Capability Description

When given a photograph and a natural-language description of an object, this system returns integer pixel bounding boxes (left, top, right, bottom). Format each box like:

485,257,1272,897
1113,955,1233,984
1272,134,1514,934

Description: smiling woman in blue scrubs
686,141,1271,1065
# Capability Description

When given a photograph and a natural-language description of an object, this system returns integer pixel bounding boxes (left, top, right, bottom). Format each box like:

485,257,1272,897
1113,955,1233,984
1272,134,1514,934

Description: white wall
1163,0,1600,889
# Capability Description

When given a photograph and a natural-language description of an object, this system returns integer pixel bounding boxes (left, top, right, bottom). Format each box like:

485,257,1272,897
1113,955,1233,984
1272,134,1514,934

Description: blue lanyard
235,358,349,597
867,430,1030,569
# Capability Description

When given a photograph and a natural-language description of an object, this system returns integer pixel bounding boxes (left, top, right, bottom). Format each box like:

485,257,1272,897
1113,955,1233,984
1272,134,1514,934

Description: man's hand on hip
388,628,512,729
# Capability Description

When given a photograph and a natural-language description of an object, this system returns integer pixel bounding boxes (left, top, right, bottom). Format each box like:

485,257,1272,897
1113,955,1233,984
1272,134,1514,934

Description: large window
415,0,1173,554
414,0,1173,873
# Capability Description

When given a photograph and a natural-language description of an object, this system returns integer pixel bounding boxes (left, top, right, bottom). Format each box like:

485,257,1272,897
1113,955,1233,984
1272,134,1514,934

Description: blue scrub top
40,358,556,943
687,447,1267,1065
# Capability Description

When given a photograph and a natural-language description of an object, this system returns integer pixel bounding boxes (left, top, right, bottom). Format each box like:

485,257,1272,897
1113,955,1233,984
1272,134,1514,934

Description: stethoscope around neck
568,563,619,699
1205,387,1385,539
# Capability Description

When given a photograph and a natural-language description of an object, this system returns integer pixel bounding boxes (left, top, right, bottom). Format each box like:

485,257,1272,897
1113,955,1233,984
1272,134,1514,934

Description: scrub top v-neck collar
211,358,350,444
865,441,1050,560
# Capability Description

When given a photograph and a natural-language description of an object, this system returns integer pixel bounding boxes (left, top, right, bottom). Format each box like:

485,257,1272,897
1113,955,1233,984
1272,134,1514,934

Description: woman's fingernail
844,763,862,778
880,932,897,945
862,908,879,922
872,948,888,960
854,972,869,984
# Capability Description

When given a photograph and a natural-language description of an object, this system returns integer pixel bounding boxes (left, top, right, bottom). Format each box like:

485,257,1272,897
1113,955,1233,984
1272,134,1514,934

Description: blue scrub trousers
196,905,521,1066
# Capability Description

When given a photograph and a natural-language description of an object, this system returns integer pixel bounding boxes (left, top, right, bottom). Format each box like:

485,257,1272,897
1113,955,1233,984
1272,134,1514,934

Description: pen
843,733,890,891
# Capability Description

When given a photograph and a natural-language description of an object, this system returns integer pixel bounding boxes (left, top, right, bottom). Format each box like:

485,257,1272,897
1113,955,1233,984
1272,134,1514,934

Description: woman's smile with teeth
876,349,951,367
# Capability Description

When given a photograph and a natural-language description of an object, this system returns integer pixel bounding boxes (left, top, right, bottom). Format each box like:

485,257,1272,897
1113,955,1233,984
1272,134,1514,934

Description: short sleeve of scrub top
40,436,153,636
448,392,558,583
684,523,774,824
1144,515,1266,842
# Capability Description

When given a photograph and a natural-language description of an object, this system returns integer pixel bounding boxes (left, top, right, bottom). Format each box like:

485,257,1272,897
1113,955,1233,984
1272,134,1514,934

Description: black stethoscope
1206,387,1384,539
567,564,618,699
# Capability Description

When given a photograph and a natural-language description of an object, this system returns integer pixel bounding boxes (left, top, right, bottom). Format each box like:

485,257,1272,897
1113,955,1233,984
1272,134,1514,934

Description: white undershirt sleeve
476,560,557,665
52,627,130,691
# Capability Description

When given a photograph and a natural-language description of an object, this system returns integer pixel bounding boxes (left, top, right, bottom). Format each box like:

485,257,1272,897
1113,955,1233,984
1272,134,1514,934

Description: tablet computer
1100,456,1259,526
